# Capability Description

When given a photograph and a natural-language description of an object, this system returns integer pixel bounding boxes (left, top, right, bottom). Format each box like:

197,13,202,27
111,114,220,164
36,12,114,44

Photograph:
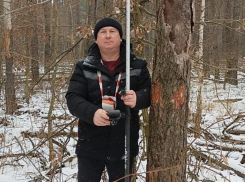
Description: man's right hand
93,109,110,126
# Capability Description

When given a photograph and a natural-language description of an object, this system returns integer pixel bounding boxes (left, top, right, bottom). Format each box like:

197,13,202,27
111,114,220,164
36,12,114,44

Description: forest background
0,0,245,182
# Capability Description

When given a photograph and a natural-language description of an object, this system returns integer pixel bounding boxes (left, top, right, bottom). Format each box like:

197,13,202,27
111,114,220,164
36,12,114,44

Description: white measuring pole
126,0,131,90
125,0,131,181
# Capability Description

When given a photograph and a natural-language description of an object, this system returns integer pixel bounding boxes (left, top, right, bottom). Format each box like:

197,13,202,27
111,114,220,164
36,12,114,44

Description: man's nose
105,31,111,38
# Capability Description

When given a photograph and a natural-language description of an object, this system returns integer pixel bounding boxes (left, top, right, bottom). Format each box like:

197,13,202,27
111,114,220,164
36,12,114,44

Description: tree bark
147,0,192,181
0,9,3,97
47,0,59,163
194,0,205,138
44,1,52,73
223,0,238,86
3,0,17,114
29,2,40,84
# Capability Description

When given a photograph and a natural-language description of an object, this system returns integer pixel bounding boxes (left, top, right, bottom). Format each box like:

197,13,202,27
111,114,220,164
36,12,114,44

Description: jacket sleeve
65,62,99,125
133,61,151,111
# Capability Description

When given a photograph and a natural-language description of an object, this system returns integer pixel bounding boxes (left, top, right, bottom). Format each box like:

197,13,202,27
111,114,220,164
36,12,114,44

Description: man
66,17,151,182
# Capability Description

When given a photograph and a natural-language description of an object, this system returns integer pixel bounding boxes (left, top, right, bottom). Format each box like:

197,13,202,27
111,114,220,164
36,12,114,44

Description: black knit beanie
94,18,123,39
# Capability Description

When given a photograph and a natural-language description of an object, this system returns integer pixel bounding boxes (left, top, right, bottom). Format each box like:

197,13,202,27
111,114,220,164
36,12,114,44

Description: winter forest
0,0,245,182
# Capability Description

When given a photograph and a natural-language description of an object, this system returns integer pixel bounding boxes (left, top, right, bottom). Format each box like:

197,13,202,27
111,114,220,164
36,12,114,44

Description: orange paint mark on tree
171,85,185,111
152,79,162,104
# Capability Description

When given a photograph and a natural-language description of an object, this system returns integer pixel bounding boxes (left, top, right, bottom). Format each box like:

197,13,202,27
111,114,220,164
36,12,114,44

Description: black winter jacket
66,40,151,161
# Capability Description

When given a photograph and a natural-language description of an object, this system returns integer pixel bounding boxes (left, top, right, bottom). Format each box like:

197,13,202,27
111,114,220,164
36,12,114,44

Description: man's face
96,26,122,52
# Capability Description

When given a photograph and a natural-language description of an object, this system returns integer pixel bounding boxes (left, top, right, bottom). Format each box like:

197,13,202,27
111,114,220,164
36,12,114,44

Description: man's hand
120,90,137,108
93,109,110,126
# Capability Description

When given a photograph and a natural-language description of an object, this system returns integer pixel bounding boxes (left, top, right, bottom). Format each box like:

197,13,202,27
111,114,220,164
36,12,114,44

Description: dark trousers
77,156,133,182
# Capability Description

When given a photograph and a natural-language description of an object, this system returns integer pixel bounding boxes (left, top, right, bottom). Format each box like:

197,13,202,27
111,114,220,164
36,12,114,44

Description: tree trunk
147,0,192,181
194,0,205,138
0,13,3,97
3,0,17,114
29,2,40,84
25,25,31,104
223,0,238,86
215,0,223,81
44,1,52,74
47,0,59,164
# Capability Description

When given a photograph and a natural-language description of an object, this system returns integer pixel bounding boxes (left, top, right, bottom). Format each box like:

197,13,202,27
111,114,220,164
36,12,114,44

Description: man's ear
95,40,97,43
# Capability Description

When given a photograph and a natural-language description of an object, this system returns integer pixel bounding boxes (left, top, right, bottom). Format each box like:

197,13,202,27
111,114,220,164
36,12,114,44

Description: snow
0,71,245,182
187,72,245,182
0,174,24,182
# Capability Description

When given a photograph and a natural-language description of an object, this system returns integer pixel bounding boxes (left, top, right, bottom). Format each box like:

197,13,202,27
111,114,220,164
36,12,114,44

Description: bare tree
3,0,17,114
47,0,59,163
147,0,192,181
0,4,3,95
43,1,52,73
29,1,40,84
194,0,205,138
223,0,236,87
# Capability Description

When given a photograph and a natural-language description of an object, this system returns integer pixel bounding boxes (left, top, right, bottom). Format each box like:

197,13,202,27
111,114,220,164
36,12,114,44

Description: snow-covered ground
0,71,245,182
187,72,245,182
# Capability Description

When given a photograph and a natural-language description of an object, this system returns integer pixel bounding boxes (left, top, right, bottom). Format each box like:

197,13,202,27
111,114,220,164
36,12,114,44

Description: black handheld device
107,110,121,126
120,89,126,96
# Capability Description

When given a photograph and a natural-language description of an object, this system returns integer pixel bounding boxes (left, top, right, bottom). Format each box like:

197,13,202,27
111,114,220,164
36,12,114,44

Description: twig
30,36,85,92
190,148,245,179
14,136,48,181
222,115,245,135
